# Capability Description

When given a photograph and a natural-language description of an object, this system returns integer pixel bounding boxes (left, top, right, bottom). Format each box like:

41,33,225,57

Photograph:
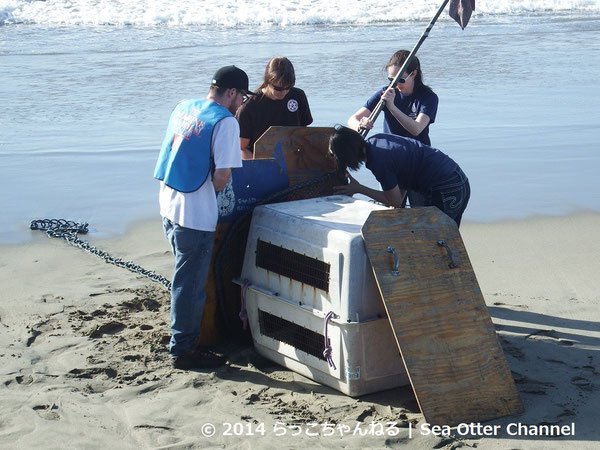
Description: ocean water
1,0,600,243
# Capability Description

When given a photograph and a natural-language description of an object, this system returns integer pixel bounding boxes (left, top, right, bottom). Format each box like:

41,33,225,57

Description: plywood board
253,126,336,185
362,207,522,425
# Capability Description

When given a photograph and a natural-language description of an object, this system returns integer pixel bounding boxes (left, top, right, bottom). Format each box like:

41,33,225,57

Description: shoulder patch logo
287,99,299,113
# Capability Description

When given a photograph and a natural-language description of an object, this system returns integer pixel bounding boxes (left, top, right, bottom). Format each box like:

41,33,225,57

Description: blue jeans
423,167,471,227
162,217,215,357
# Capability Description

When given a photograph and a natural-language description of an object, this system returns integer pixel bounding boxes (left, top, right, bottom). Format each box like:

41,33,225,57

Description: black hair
328,125,367,179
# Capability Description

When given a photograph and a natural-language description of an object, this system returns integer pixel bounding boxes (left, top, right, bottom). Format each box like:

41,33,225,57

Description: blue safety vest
154,99,232,192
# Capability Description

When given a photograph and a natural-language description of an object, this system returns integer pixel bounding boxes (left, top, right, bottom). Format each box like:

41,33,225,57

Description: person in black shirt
236,56,313,159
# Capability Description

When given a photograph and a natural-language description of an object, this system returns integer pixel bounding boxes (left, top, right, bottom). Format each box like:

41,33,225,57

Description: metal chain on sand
30,218,172,290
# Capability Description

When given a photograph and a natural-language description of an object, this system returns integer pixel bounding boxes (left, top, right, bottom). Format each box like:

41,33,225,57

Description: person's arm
213,168,232,192
239,137,253,160
348,107,374,132
381,88,431,136
333,174,406,207
212,117,243,190
240,137,250,151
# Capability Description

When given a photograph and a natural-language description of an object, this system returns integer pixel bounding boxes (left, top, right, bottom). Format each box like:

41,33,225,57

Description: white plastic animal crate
239,195,409,396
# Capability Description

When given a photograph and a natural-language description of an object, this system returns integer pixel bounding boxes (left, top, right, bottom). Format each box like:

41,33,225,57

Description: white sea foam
1,0,600,27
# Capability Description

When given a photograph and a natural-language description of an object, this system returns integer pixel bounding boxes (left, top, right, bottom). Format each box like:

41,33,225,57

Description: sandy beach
1,212,599,449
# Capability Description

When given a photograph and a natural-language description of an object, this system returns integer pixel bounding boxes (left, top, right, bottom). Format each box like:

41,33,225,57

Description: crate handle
386,246,400,276
437,240,458,268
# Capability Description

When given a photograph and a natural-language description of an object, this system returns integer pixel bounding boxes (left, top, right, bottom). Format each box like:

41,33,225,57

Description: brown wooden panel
362,207,522,425
198,223,232,345
253,126,336,184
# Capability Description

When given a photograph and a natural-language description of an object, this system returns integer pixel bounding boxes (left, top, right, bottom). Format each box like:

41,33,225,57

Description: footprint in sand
512,371,555,395
40,294,64,304
88,321,126,338
526,329,575,346
571,376,594,391
26,319,58,346
32,404,60,421
67,367,118,379
16,375,34,385
4,374,34,387
499,336,526,361
26,329,42,347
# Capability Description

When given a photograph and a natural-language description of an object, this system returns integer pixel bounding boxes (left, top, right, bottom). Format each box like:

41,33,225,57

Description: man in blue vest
154,66,253,370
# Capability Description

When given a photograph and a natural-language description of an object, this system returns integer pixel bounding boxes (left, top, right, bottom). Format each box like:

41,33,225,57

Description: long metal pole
360,0,451,138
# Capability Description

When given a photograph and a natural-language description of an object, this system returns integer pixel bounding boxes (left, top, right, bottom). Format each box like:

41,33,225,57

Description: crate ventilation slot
255,239,330,292
258,310,327,361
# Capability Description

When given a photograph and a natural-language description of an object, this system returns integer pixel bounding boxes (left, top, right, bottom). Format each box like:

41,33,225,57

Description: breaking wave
2,0,600,27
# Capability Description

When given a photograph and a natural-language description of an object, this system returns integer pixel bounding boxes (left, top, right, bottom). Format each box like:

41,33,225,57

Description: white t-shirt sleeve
212,116,243,169
159,115,242,232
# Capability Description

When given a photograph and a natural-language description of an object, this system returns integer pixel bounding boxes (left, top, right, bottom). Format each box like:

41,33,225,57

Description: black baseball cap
211,65,255,95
